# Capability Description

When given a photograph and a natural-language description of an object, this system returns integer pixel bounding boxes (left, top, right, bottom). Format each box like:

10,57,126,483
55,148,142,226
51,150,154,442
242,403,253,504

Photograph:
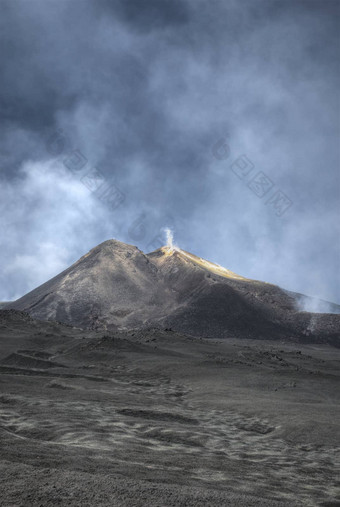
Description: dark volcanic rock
5,239,340,346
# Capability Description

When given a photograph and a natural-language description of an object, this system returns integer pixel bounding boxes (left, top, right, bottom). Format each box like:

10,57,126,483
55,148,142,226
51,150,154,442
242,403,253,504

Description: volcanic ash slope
6,239,340,345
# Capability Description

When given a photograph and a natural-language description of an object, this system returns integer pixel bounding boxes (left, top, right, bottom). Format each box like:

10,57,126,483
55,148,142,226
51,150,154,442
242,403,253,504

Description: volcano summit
6,239,340,346
1,240,340,506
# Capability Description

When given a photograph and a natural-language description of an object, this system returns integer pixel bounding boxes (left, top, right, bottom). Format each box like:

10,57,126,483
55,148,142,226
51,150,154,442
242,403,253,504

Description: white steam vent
165,227,174,249
162,227,179,254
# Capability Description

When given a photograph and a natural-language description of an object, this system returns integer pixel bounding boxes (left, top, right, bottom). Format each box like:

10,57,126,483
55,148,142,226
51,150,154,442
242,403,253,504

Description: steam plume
164,227,176,251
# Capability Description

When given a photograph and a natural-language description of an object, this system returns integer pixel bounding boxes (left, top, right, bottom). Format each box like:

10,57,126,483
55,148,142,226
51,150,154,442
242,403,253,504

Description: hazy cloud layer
0,0,339,305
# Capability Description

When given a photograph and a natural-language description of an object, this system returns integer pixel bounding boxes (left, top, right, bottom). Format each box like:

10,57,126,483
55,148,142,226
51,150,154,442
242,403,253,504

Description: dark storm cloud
0,0,339,306
104,0,190,31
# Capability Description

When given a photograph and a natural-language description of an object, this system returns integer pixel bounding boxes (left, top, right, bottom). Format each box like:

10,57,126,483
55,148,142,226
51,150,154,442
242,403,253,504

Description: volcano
2,241,340,506
5,239,340,345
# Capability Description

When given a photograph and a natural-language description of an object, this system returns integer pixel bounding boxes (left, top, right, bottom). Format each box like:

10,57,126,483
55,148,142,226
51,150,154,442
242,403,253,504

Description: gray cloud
0,0,339,305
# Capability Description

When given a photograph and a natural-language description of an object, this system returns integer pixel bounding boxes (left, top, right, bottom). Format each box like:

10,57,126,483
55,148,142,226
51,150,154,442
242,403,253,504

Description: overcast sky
0,0,339,306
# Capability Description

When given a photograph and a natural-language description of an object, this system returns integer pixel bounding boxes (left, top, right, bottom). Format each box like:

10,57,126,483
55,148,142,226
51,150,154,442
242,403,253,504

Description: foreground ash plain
0,310,339,506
